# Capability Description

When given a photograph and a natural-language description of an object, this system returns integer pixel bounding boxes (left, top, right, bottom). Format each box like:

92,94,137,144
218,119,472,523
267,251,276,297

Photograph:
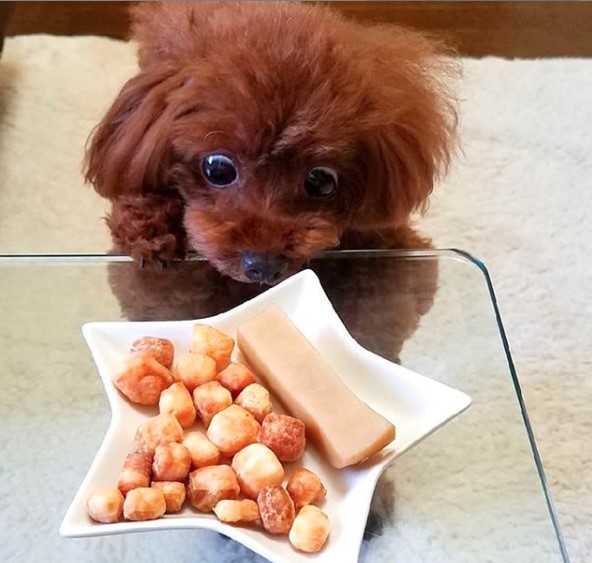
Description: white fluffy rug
1,35,590,561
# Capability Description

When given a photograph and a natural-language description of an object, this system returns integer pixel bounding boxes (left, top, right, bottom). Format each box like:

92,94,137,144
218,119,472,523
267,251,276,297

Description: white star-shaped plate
60,269,471,563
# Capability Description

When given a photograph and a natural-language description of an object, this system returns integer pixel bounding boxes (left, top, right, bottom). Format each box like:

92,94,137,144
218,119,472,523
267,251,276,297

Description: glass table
0,250,569,562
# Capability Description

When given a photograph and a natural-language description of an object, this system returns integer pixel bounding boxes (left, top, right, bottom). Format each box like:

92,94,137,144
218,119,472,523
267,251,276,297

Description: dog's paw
105,194,187,268
108,231,185,269
126,235,182,269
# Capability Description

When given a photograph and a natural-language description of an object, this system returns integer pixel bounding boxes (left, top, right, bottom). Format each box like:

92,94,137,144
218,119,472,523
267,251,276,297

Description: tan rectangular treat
237,305,395,468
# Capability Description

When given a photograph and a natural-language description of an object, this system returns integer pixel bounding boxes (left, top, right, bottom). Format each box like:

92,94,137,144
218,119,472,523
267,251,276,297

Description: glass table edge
451,250,570,562
0,247,493,263
0,249,570,561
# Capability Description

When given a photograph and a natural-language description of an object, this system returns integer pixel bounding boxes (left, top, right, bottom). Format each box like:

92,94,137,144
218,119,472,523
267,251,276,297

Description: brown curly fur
86,2,457,281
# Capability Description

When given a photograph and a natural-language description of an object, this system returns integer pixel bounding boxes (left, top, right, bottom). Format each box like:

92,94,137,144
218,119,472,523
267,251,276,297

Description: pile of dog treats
86,326,329,554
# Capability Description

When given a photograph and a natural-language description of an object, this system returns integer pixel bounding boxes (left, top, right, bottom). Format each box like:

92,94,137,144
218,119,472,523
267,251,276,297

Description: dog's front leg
106,193,187,266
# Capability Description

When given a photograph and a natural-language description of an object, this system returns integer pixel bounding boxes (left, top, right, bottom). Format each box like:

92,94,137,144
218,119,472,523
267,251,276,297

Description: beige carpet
1,35,591,561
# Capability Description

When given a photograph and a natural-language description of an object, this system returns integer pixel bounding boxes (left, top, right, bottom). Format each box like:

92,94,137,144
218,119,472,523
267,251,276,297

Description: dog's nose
241,251,288,284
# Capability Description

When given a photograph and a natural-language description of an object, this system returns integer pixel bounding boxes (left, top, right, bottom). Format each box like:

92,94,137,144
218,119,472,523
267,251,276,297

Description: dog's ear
351,27,459,229
85,67,185,198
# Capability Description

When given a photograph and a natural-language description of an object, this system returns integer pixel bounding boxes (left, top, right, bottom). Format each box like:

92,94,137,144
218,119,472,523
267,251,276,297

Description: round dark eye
304,166,338,197
201,154,238,187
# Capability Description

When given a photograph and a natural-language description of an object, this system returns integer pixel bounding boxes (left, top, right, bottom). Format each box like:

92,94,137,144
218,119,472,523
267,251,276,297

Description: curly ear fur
84,67,187,198
351,26,459,229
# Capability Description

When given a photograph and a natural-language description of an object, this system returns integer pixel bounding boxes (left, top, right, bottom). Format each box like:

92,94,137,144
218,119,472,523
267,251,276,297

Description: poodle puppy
86,2,457,284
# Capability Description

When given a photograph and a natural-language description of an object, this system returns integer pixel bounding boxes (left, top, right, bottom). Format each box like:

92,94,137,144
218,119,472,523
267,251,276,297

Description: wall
3,1,592,58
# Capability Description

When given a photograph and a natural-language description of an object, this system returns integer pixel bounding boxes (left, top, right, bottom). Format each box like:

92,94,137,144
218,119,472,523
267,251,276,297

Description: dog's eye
201,154,238,187
304,167,338,198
